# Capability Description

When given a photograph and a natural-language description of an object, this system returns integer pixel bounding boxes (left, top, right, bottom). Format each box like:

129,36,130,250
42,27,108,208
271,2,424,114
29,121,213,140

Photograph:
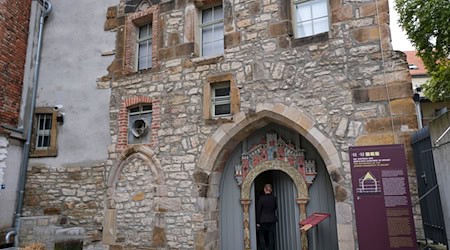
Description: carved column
241,199,252,249
297,198,309,250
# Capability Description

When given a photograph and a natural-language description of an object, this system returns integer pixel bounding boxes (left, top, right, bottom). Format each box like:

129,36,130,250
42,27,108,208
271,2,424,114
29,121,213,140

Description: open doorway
254,170,300,250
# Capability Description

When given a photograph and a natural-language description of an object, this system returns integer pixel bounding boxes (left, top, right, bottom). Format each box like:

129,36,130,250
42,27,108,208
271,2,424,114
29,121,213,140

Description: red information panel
350,144,417,250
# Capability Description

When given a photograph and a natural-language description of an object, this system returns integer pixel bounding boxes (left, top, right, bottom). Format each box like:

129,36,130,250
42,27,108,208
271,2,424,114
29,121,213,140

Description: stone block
390,98,416,115
184,7,195,42
352,26,380,43
332,6,353,23
336,202,353,224
102,209,117,245
329,0,341,10
249,1,260,15
268,20,293,37
168,33,180,46
131,191,145,201
368,83,413,101
224,31,241,49
195,232,206,250
175,42,195,57
355,133,395,145
160,0,175,13
152,226,166,246
154,197,181,212
158,47,175,61
359,0,389,17
335,185,348,202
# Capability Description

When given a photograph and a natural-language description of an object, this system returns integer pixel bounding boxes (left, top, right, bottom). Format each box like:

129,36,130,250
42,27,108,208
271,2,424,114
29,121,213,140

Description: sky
388,0,415,51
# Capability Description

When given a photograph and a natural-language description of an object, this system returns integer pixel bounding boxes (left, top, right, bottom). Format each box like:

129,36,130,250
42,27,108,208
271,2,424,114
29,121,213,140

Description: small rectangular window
137,23,152,70
201,5,224,57
294,0,329,38
128,104,152,144
211,82,231,117
31,107,58,157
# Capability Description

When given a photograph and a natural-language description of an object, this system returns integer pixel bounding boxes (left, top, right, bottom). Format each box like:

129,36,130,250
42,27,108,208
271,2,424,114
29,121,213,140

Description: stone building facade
19,0,421,249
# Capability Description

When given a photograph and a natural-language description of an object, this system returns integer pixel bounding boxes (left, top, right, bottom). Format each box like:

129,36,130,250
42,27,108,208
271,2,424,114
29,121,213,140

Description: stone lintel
352,26,380,43
268,20,293,37
331,5,353,23
355,133,395,145
175,42,195,57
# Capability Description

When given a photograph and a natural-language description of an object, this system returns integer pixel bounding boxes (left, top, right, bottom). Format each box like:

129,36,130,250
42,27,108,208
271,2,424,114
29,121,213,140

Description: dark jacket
257,193,277,224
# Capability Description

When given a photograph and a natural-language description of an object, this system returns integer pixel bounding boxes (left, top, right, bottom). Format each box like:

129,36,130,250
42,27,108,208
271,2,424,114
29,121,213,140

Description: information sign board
350,144,417,250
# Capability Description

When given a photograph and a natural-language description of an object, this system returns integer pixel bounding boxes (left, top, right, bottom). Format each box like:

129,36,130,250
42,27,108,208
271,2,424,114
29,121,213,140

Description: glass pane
38,117,44,130
138,56,147,70
312,0,328,18
313,17,329,34
43,135,50,147
215,87,230,97
215,104,231,116
202,42,214,57
38,136,44,147
142,104,152,111
44,116,51,129
298,21,313,37
213,39,224,55
139,42,148,58
202,8,213,23
202,25,214,43
214,5,223,20
139,25,149,39
214,22,224,39
130,107,139,113
297,4,312,22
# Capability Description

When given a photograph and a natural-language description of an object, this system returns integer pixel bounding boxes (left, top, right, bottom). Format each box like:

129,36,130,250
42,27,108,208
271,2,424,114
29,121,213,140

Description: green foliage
395,0,450,102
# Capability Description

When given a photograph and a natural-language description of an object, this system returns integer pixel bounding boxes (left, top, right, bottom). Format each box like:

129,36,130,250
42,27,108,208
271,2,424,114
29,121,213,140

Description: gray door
273,171,301,250
220,145,244,250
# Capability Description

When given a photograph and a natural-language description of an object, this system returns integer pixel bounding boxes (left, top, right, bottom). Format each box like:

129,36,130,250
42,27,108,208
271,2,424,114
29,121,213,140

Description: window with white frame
201,5,224,57
211,82,231,117
36,114,52,149
128,103,152,144
137,23,152,70
294,0,329,38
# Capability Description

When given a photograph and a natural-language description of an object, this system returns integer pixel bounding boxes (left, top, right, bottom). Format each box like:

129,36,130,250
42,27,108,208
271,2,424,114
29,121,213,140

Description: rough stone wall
21,0,421,248
22,165,107,246
0,0,31,132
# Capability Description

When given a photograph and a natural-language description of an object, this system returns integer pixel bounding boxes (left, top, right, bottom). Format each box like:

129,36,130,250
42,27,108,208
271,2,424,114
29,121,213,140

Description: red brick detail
0,0,32,134
116,96,160,151
124,6,160,74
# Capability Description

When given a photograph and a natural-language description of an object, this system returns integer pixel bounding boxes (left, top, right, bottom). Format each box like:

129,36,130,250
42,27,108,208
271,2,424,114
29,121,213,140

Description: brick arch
106,145,164,209
116,96,160,150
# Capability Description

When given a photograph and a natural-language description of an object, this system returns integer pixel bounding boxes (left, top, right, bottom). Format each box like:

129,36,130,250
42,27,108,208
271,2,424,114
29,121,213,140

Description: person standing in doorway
257,183,277,250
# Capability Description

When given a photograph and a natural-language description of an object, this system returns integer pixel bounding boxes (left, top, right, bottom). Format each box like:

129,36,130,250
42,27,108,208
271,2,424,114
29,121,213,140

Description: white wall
29,0,117,167
0,137,22,228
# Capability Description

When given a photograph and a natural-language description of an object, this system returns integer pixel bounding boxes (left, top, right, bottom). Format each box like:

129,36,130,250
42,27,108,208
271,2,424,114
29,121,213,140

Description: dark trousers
258,222,276,250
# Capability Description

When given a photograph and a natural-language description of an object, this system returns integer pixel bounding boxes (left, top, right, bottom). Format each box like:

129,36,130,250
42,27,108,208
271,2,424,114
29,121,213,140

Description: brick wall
0,0,32,133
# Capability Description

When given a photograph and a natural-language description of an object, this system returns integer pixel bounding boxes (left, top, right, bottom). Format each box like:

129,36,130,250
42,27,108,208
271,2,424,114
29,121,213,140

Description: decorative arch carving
240,161,309,250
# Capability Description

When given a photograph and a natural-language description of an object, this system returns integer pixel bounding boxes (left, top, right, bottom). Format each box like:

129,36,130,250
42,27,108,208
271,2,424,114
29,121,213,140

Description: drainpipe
5,0,52,245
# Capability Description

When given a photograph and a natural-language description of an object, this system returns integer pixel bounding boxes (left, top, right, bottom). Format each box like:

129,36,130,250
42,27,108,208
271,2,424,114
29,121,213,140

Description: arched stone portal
195,103,352,249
